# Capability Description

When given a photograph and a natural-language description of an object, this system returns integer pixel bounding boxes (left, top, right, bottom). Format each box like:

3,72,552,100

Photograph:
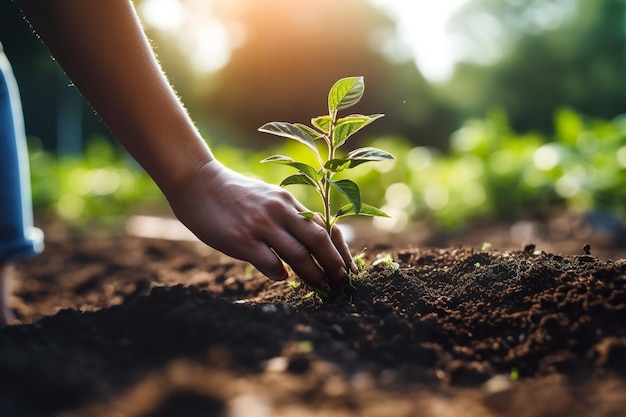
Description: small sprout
481,242,492,251
372,254,399,271
259,76,395,236
509,367,519,381
297,340,314,354
288,281,300,289
303,288,327,304
243,264,256,277
352,247,368,273
474,262,481,268
353,257,367,272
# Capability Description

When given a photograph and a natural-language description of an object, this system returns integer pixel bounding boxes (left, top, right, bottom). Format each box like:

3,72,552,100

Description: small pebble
260,304,277,314
264,356,288,373
228,394,273,417
483,374,514,394
329,324,345,337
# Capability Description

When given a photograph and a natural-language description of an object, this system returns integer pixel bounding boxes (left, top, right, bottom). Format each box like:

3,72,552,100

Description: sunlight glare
373,206,409,233
141,0,472,79
385,182,413,209
406,146,435,170
140,0,184,32
368,0,471,82
533,144,560,171
424,185,449,210
139,0,241,74
186,22,231,73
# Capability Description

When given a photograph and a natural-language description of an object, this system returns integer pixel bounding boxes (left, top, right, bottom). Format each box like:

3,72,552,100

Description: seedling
259,76,394,235
372,253,400,271
352,247,368,273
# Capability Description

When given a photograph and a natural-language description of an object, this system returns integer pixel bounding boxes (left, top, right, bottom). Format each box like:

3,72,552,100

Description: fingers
242,210,349,289
244,192,349,286
238,216,353,290
329,224,359,275
243,243,290,282
305,213,357,277
240,230,331,291
282,213,349,281
265,229,332,290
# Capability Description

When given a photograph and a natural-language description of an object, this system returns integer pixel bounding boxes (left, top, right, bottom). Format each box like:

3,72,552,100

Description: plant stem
323,180,332,234
323,110,338,235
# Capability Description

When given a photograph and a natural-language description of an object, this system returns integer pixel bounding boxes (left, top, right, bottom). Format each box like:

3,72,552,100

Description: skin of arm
15,0,356,289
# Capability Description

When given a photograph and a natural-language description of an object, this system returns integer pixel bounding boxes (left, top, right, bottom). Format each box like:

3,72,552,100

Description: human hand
165,160,357,290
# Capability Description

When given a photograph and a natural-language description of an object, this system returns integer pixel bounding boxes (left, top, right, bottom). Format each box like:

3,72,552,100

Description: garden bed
1,217,626,417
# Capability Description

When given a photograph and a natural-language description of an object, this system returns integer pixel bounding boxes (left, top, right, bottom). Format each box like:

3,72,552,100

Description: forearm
16,0,214,194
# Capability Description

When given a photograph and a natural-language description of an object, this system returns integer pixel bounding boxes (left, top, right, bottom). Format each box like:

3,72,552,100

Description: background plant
258,76,395,234
28,136,163,225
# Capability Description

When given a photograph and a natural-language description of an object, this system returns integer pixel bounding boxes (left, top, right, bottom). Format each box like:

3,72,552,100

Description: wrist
150,137,216,198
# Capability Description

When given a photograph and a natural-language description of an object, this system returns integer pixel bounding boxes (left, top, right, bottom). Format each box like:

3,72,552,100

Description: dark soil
2,217,626,417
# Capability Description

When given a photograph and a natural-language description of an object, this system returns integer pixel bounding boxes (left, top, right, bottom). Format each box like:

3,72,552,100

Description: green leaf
345,147,395,168
258,122,320,157
324,147,395,171
260,155,320,181
294,123,324,140
328,76,365,113
333,114,384,147
298,211,315,219
336,203,390,218
324,158,352,172
336,113,384,125
311,116,332,134
330,179,361,213
280,173,318,188
372,254,399,270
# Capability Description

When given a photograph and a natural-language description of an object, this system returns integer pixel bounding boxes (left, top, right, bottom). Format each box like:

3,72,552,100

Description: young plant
371,253,400,271
259,76,394,235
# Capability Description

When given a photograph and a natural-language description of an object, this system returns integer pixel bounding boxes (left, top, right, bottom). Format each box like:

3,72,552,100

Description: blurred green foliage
442,0,626,135
425,108,626,228
29,136,163,225
30,108,626,230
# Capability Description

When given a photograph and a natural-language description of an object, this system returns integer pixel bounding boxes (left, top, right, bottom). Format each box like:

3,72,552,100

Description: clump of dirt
1,221,626,416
